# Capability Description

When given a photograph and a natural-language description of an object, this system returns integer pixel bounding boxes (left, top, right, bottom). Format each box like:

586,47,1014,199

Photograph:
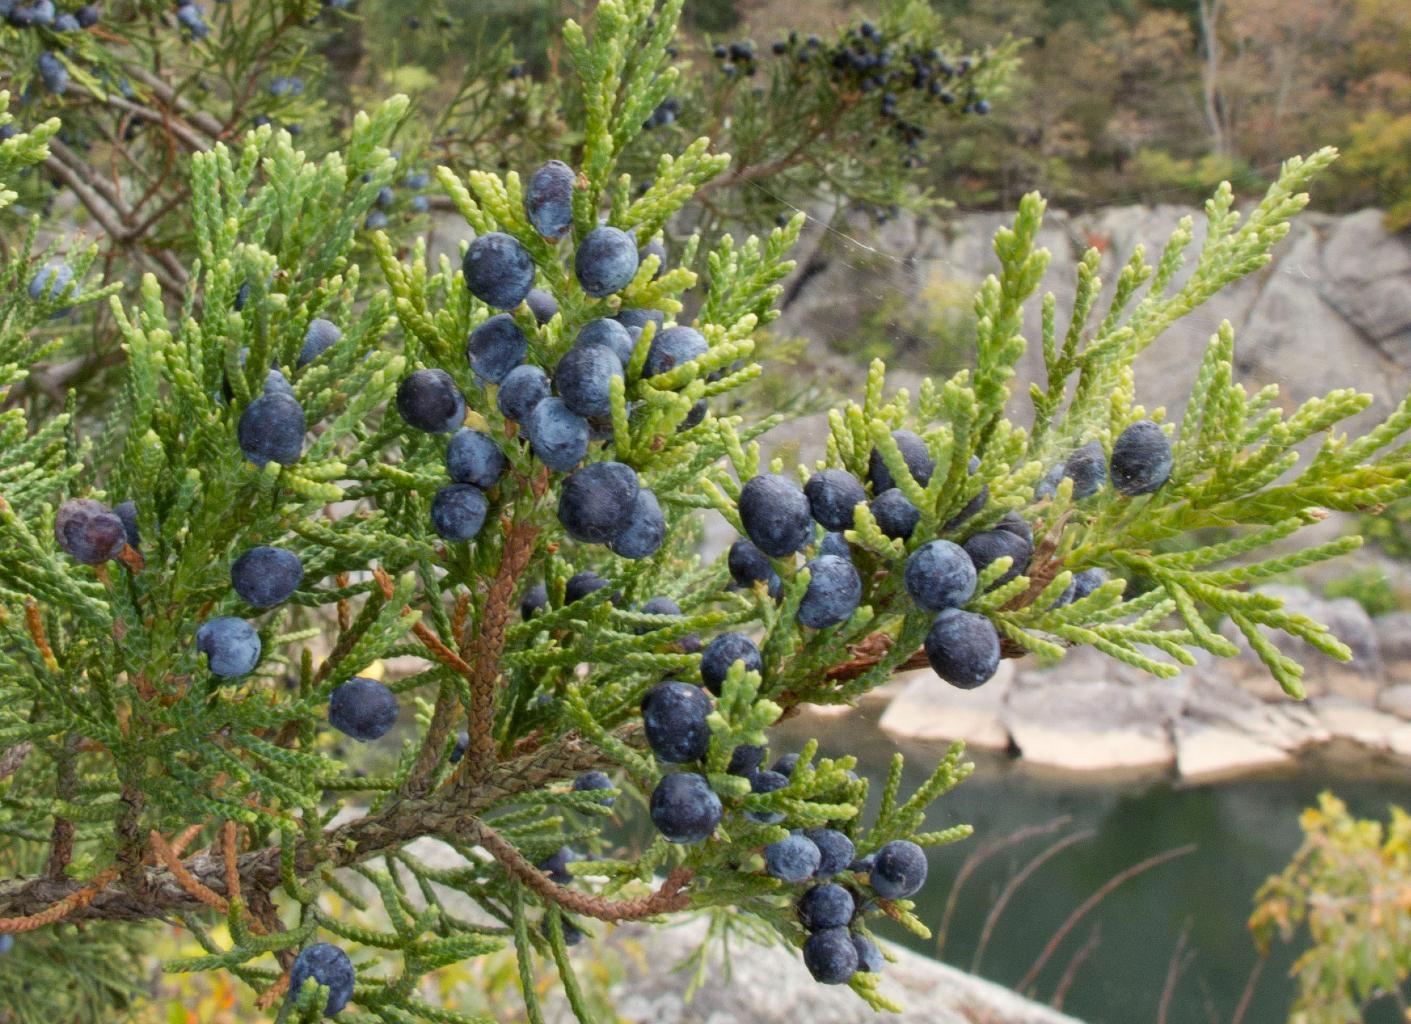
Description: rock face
545,918,1084,1024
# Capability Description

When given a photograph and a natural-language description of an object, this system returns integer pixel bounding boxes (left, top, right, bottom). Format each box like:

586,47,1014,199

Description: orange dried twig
24,600,58,672
0,865,122,934
149,830,228,913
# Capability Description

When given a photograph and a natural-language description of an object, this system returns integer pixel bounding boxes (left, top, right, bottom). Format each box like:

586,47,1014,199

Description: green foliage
1251,793,1411,1024
1323,567,1403,617
0,2,1408,1023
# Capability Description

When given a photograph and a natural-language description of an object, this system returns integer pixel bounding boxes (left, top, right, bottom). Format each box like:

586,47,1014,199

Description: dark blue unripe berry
643,325,707,378
680,398,708,431
738,473,812,558
53,11,77,29
328,676,398,741
497,363,551,422
574,226,639,297
113,500,140,548
467,313,528,384
54,499,127,564
397,369,465,434
870,488,919,540
638,595,682,619
803,927,858,984
524,160,575,239
904,540,976,612
1071,567,1108,602
868,430,933,493
450,730,469,762
287,943,355,1015
804,469,866,532
869,839,928,899
557,461,639,544
527,397,589,472
75,4,99,27
1109,419,1173,496
639,238,667,279
943,455,990,531
298,318,340,368
375,186,395,209
798,555,862,629
268,75,303,97
852,933,885,973
765,834,821,883
700,632,762,695
641,680,712,763
525,288,558,325
805,829,856,878
195,617,261,677
554,344,623,419
8,1,54,27
819,532,852,560
238,391,305,467
36,51,68,94
446,429,507,490
1047,440,1106,499
994,509,1032,547
565,571,610,604
773,752,804,776
728,537,782,598
747,768,788,824
520,582,548,619
649,772,721,844
924,609,1000,689
28,262,73,310
175,4,208,38
410,194,429,213
610,488,666,559
462,231,536,310
798,883,855,930
963,528,1031,590
572,770,615,806
727,744,766,776
614,307,665,340
431,484,488,541
231,545,304,608
538,846,576,884
364,210,389,230
577,318,636,366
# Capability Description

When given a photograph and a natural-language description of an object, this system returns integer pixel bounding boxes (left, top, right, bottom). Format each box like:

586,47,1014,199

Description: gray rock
1003,675,1183,772
878,662,1015,749
1376,683,1411,720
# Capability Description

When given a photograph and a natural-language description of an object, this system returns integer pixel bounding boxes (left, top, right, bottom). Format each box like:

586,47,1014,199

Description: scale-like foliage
0,3,1406,1022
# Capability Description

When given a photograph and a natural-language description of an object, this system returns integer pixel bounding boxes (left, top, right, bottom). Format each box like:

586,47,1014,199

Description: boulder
1174,721,1293,781
1003,675,1181,771
878,662,1014,749
545,918,1085,1024
1318,208,1411,367
1311,696,1411,756
1377,683,1411,720
1181,678,1329,751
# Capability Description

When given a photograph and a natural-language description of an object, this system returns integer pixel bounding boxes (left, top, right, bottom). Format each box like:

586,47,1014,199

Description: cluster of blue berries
5,1,99,96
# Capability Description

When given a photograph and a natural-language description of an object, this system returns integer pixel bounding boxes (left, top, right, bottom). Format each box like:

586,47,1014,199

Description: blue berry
175,4,208,37
431,484,488,541
554,343,623,419
238,391,305,466
576,318,636,366
728,537,782,598
819,531,852,560
195,617,261,677
565,571,610,604
527,397,589,472
747,768,788,824
700,632,762,695
364,210,389,230
1109,420,1173,496
328,676,398,741
738,473,812,558
525,288,558,325
397,369,465,434
870,839,928,899
450,730,469,762
54,499,126,564
410,195,429,213
497,363,551,422
524,160,575,239
851,933,885,973
680,399,708,431
6,1,48,26
870,488,919,540
924,608,1000,689
53,12,76,30
113,500,140,548
462,232,536,310
28,262,73,310
520,582,548,619
806,829,856,878
403,170,430,189
765,834,821,883
268,76,303,97
287,943,355,1015
375,186,395,209
803,927,858,984
1071,567,1108,601
614,307,665,340
231,545,304,608
943,455,990,531
643,325,707,378
868,430,933,493
639,237,668,279
610,488,665,559
804,469,866,532
639,595,682,619
994,509,1033,547
572,770,615,806
904,540,976,612
1040,440,1105,500
649,772,721,844
467,314,527,384
75,3,99,27
298,318,341,368
798,883,855,930
773,752,805,777
574,226,639,297
963,528,1031,590
798,555,862,628
727,744,766,776
538,846,576,884
641,680,712,763
557,461,639,544
446,429,507,490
